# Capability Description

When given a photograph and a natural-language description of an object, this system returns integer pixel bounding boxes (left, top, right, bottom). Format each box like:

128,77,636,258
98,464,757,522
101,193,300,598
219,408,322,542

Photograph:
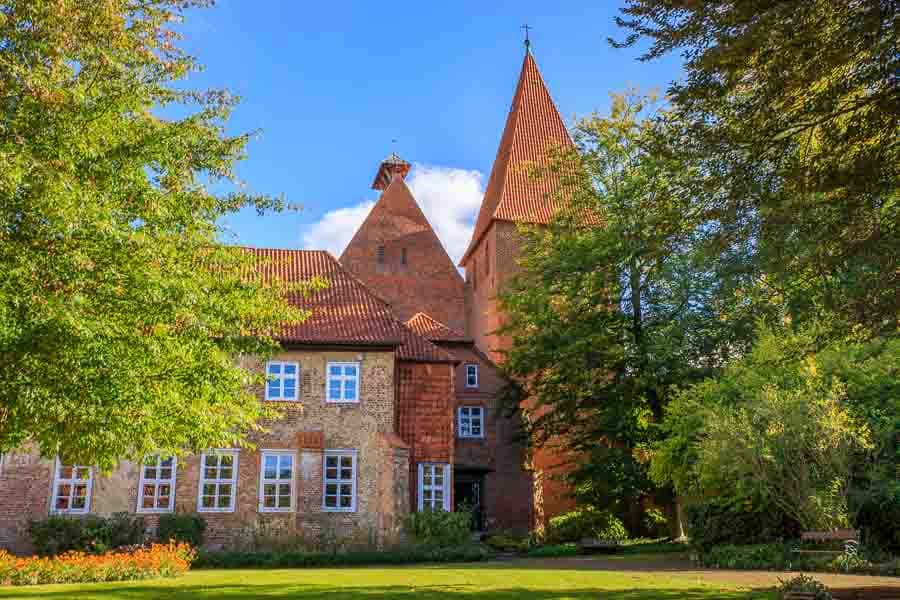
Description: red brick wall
396,362,455,510
445,344,533,532
465,220,576,529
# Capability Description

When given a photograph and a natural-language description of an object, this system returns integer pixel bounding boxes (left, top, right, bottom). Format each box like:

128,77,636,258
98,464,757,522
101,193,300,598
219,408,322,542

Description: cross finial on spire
521,24,532,53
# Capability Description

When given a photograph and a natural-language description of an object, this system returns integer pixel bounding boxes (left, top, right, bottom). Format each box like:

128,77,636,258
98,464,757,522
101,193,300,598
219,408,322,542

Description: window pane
344,383,356,400
340,483,352,496
220,467,233,480
326,456,337,468
161,457,173,467
144,467,157,480
203,484,216,496
325,484,337,495
264,483,275,496
325,495,337,507
340,467,352,480
326,468,337,480
279,458,292,479
264,495,276,508
283,364,297,375
219,483,232,497
267,381,280,397
340,456,353,468
72,496,86,509
59,465,73,479
204,455,217,468
268,363,281,375
158,484,170,496
340,496,352,508
157,495,169,508
329,365,341,376
159,467,172,480
217,494,230,508
142,496,154,509
328,387,341,400
278,495,290,508
264,455,278,478
202,496,215,508
143,484,155,498
345,365,357,377
283,383,296,398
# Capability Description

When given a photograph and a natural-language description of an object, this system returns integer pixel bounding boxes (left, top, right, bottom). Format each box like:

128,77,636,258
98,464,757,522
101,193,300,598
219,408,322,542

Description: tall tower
340,154,467,331
460,47,578,527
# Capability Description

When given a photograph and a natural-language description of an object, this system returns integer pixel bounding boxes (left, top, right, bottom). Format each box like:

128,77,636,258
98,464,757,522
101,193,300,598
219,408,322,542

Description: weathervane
521,24,532,52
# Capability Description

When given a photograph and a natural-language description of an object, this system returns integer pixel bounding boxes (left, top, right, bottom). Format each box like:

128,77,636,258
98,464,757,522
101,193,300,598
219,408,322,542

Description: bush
641,507,669,539
194,544,485,569
0,541,195,586
686,499,798,551
158,514,206,548
406,509,470,547
699,543,792,570
526,543,580,558
545,508,628,544
854,489,900,554
483,533,528,553
777,574,832,600
28,513,144,556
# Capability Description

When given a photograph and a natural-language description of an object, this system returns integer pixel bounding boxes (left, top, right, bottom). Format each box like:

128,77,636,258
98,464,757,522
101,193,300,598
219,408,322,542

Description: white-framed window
197,450,238,512
465,364,478,388
323,450,357,512
258,450,295,512
327,362,360,403
458,406,485,439
265,361,299,401
137,455,176,513
51,460,93,514
417,463,451,511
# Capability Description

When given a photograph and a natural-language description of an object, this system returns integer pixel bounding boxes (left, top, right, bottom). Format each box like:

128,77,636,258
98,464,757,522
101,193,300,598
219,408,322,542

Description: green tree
500,93,739,529
0,0,311,469
614,0,899,334
652,323,888,531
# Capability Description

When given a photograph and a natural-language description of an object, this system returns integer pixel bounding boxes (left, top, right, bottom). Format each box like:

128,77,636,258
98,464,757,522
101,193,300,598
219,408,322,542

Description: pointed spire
459,49,574,265
521,24,532,54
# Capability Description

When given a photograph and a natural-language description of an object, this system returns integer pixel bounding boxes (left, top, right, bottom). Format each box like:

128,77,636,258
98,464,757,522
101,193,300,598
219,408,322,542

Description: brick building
0,47,575,552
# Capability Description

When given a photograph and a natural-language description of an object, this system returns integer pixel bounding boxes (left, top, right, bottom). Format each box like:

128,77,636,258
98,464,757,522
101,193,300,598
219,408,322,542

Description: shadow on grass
0,582,776,600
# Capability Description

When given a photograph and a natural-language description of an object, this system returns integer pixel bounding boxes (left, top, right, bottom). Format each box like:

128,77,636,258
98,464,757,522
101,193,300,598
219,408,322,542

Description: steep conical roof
460,51,574,265
339,175,467,332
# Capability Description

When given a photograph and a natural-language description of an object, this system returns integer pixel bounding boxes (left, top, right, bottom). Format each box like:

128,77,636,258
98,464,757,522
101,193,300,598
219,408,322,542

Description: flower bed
0,542,196,586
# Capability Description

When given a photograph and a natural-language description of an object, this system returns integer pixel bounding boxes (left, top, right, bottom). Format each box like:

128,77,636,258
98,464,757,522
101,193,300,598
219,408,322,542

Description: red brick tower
460,48,578,528
340,154,467,332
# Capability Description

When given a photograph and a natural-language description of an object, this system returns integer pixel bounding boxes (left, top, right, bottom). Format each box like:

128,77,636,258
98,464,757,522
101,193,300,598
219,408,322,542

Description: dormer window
465,364,479,388
401,248,408,266
377,246,386,265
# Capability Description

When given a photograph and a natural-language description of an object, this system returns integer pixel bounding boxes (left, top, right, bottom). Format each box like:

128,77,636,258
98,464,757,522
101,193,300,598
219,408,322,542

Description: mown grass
0,562,775,599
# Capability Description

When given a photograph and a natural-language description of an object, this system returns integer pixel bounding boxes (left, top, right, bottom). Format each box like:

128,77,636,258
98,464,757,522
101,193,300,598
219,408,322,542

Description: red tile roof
242,248,453,362
405,312,469,343
460,52,576,265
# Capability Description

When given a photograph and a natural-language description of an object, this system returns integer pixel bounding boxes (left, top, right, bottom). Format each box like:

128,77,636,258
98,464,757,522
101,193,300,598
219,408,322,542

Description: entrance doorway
454,471,485,531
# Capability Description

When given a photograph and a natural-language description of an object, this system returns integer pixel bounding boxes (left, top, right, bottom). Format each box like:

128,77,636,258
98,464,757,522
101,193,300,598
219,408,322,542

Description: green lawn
0,564,776,599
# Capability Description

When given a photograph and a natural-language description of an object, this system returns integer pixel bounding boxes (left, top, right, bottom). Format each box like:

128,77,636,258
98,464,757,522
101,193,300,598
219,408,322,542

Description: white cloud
300,200,375,258
301,163,484,264
407,164,483,264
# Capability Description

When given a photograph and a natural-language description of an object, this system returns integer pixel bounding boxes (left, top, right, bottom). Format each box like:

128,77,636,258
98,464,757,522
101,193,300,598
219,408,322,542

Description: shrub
0,541,195,586
777,574,832,600
699,543,792,570
483,533,528,553
194,544,485,569
526,543,580,558
641,507,669,539
854,489,900,554
686,499,798,551
158,514,206,548
28,513,144,556
406,509,470,547
545,508,628,544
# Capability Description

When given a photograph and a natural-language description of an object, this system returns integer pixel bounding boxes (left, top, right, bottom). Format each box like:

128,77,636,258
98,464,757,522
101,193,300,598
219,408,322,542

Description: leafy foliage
545,508,628,544
157,514,206,549
0,0,316,467
685,499,798,552
28,513,144,557
614,0,899,333
777,575,832,600
405,509,471,547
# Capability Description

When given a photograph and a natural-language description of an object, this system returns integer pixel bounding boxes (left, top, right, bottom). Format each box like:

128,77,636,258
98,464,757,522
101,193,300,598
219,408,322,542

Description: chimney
371,152,411,190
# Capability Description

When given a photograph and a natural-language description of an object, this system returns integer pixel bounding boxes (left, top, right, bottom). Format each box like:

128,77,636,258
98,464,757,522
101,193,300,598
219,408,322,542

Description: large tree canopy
615,0,899,333
0,0,308,469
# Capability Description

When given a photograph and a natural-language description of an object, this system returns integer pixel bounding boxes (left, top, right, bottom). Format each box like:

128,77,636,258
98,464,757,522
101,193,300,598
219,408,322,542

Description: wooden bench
794,528,859,556
578,538,620,554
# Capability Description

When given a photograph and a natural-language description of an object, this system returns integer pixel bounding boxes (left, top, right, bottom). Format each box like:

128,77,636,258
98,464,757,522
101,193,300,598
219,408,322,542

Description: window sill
458,435,486,440
197,507,235,513
322,507,356,513
136,508,174,514
264,398,300,403
50,509,90,516
325,400,360,405
259,507,294,513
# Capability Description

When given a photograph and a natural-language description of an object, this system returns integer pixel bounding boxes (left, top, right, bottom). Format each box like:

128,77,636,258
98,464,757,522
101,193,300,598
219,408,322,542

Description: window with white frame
458,406,484,439
327,362,360,403
137,455,176,513
465,364,478,388
198,450,238,512
259,450,295,512
265,361,299,401
323,450,356,512
418,463,451,511
51,460,93,514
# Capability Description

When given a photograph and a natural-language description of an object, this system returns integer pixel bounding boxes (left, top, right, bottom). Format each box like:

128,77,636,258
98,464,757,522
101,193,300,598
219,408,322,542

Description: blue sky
180,1,683,262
